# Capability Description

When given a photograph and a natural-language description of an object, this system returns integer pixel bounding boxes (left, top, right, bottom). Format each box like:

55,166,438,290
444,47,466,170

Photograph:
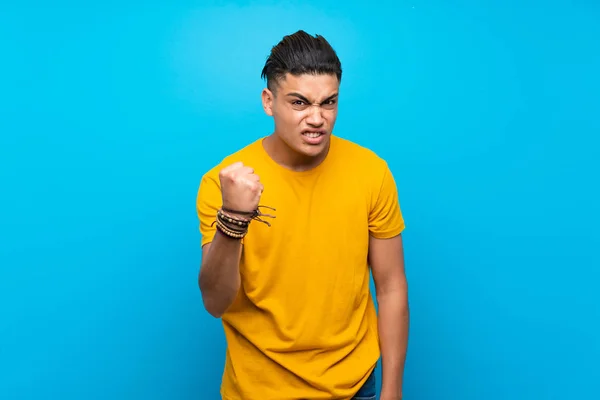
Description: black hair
260,30,342,91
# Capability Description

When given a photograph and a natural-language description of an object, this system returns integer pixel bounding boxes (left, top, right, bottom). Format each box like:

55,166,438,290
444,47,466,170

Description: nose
305,104,324,126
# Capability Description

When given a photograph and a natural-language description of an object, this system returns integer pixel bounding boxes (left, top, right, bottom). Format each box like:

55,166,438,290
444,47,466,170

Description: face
261,73,339,164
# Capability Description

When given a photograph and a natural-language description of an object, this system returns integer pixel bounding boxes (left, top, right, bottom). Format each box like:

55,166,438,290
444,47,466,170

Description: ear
261,88,274,116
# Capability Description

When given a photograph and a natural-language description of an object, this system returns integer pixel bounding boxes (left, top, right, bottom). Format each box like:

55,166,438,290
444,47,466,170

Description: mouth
301,130,327,145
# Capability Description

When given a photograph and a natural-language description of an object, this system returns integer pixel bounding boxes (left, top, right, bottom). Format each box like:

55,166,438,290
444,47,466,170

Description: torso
199,135,401,399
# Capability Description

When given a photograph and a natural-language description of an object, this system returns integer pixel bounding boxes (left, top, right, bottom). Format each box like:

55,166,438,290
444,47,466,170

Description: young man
196,30,409,400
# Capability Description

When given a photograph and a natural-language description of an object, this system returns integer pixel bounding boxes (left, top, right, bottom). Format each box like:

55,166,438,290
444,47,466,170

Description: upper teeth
305,132,321,138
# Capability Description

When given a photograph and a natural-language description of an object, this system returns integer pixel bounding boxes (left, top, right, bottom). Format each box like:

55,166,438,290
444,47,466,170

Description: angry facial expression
262,73,339,167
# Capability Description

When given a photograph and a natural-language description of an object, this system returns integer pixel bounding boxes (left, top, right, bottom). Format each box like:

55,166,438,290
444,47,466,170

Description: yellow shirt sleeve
368,163,405,238
196,170,222,247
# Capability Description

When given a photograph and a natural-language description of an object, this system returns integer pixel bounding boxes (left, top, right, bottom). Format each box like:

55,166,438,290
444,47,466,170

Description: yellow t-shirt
196,135,405,400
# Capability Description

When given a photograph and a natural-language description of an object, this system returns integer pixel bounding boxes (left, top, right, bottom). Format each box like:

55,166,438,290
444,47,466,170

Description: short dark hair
261,30,342,91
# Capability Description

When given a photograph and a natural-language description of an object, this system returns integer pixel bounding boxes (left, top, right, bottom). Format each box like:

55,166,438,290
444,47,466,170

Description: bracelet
215,221,247,239
211,205,277,239
218,209,251,229
213,209,250,239
221,205,277,227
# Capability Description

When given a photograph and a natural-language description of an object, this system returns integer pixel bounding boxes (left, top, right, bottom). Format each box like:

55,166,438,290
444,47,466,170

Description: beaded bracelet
221,205,276,227
211,205,277,239
214,210,249,239
215,219,247,239
217,209,250,229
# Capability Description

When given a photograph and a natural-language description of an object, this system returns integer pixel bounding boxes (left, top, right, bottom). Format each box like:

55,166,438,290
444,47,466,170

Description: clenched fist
219,162,264,215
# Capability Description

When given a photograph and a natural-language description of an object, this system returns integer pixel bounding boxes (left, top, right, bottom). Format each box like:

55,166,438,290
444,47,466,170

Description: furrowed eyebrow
286,92,339,104
286,92,311,103
322,93,338,103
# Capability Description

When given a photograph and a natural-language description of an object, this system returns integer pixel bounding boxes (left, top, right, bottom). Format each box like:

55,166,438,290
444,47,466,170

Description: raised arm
197,162,264,317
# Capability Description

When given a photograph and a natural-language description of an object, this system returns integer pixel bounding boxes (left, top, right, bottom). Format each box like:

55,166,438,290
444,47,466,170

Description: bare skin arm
369,234,409,400
198,232,242,318
198,161,263,318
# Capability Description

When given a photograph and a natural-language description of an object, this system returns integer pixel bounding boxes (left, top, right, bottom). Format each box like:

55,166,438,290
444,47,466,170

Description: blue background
1,1,599,399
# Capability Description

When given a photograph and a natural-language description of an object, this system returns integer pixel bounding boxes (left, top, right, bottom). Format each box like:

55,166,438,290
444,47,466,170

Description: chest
242,172,372,264
236,170,374,309
262,171,367,228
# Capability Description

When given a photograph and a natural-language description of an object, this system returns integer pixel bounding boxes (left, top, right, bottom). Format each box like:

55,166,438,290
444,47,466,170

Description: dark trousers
352,370,376,400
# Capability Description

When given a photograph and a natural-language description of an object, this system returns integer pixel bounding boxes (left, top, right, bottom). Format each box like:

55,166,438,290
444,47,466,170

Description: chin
298,136,330,157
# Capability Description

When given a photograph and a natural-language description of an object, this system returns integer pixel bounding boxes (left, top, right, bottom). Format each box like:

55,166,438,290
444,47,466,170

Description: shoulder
331,135,390,174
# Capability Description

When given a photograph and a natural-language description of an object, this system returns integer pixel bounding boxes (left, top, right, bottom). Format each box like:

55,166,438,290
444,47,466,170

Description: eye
322,99,337,109
292,100,305,105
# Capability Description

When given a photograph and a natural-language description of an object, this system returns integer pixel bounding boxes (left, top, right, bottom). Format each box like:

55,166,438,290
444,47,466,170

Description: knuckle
222,173,237,184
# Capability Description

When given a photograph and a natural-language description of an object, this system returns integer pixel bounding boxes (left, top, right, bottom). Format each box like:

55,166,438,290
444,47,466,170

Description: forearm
377,287,409,399
199,232,242,317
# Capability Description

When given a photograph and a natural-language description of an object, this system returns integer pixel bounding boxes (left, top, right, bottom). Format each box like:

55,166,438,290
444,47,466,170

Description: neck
262,133,329,172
